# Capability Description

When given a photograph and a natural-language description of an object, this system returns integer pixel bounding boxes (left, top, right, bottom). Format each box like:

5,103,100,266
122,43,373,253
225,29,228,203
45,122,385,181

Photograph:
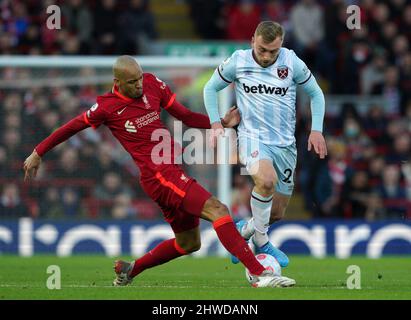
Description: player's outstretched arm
23,114,90,181
165,99,211,129
203,69,233,125
203,56,237,148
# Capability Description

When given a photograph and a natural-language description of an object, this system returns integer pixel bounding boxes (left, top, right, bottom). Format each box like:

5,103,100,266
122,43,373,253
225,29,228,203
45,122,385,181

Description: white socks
250,190,273,247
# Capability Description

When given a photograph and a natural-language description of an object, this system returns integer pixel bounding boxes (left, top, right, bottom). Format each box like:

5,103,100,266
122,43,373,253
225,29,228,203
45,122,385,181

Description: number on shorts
282,169,292,183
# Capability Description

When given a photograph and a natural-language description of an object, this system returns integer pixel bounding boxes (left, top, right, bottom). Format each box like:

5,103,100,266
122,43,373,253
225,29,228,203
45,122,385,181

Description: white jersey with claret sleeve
217,48,311,147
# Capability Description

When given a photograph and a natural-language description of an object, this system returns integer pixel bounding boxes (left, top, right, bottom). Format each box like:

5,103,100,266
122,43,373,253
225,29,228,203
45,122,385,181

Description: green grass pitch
0,255,410,300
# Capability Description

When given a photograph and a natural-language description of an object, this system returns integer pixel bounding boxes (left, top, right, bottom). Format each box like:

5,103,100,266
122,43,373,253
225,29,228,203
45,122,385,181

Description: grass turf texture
0,255,410,300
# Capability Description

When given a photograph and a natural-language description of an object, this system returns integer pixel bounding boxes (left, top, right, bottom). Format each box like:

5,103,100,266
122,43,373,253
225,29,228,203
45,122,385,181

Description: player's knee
255,176,276,193
213,201,229,220
259,181,275,194
203,197,229,221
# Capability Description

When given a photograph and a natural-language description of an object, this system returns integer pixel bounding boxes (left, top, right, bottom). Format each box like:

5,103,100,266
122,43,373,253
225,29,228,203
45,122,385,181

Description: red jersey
84,73,181,178
35,73,211,180
34,72,213,226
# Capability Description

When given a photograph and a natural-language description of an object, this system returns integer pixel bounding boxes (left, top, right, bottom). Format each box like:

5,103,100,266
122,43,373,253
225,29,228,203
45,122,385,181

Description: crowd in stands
0,0,410,220
0,77,160,219
0,0,157,55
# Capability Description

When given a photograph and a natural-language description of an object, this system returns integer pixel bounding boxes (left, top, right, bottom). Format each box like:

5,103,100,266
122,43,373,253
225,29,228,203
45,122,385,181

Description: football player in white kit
204,21,327,268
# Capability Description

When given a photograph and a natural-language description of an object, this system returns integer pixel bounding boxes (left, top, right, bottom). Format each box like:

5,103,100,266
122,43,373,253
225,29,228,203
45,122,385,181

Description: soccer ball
245,253,281,283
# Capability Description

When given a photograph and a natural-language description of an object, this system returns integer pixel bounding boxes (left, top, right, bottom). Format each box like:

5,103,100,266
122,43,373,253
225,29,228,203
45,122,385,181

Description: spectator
385,133,411,164
0,146,9,179
405,101,411,131
388,0,406,24
54,147,82,179
92,0,119,55
263,0,288,25
80,142,125,182
18,24,41,55
93,172,134,217
188,0,224,39
117,0,158,55
375,164,408,219
367,155,386,186
61,34,81,55
94,172,133,200
400,5,411,43
322,1,352,92
360,52,387,95
4,113,22,130
39,186,64,218
61,187,83,217
0,183,28,217
112,193,137,220
399,53,411,111
342,39,372,94
3,128,23,165
391,35,409,66
377,22,398,58
2,92,23,114
225,0,261,41
341,171,373,219
401,162,411,201
61,0,93,54
341,117,373,165
290,0,324,67
10,2,29,44
369,3,391,42
363,104,388,146
39,109,60,137
0,31,14,54
372,66,402,118
312,138,349,218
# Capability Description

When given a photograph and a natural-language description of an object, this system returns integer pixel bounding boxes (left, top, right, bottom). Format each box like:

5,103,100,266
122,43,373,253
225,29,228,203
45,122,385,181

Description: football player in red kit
23,56,295,288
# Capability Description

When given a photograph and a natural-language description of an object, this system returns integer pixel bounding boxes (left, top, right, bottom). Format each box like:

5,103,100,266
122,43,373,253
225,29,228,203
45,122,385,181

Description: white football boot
249,269,296,288
113,260,134,286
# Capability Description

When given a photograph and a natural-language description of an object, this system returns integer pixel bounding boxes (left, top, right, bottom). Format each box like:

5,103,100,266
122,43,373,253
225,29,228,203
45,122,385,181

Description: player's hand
221,106,240,128
209,122,225,148
308,131,327,159
23,150,42,182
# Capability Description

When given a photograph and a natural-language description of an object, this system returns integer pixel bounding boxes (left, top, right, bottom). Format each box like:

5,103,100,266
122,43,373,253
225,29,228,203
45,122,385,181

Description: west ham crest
251,150,259,158
277,66,288,80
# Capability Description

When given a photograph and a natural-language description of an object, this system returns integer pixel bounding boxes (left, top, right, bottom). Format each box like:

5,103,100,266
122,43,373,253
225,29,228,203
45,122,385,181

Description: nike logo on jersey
117,107,127,115
242,83,288,96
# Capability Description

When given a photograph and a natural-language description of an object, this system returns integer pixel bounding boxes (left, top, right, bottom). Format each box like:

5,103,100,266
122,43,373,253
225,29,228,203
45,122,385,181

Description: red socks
129,216,265,278
129,238,186,278
213,215,265,276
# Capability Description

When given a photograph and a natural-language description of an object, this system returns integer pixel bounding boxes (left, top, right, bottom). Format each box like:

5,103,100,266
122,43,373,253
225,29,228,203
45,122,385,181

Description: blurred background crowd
0,0,410,221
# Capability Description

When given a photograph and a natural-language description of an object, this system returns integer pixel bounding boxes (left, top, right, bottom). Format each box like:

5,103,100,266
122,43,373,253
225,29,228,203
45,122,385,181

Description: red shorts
140,166,212,233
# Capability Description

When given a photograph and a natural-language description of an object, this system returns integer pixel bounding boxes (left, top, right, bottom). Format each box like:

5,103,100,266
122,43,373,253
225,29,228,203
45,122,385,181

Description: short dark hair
255,21,284,43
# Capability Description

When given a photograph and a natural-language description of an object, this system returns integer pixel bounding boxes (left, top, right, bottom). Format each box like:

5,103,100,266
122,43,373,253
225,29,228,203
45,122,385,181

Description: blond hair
255,21,284,43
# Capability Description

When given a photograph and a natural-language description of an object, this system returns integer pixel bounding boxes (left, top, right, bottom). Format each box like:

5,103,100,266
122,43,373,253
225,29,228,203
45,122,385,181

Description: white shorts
238,137,297,196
